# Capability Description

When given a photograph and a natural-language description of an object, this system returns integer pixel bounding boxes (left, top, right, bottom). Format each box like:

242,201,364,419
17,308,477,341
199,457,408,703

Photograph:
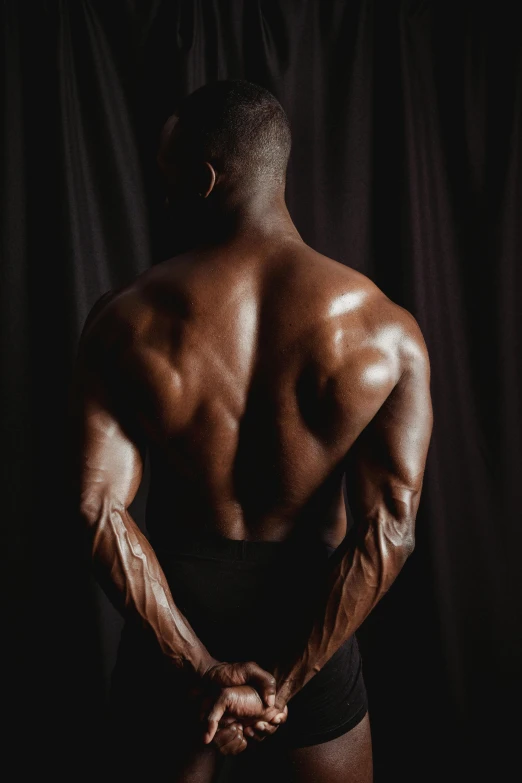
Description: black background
2,2,521,780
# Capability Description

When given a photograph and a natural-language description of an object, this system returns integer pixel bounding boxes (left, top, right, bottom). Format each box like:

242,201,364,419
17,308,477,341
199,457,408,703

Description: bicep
69,327,145,519
346,337,433,525
76,395,144,518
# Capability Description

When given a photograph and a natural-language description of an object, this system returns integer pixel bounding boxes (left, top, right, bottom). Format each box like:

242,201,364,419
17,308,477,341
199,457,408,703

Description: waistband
151,529,336,565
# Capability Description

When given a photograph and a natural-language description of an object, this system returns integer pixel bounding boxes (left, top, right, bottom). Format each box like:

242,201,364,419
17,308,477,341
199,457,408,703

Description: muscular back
81,237,420,547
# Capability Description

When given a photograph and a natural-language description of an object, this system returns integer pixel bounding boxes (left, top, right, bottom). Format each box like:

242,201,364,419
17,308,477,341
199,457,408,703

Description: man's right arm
69,297,283,751
270,314,433,708
68,306,220,680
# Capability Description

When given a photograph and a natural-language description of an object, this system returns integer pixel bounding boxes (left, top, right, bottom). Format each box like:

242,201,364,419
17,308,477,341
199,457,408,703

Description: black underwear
110,530,368,755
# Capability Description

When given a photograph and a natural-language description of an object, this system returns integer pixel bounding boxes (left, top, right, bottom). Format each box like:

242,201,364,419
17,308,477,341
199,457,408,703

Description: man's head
158,80,291,204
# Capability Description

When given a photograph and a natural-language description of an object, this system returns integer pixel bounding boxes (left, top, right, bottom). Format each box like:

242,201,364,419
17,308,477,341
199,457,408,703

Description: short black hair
170,80,291,185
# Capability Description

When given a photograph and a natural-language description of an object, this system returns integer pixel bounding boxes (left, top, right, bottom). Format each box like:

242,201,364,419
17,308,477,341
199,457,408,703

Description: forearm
82,502,216,678
272,519,414,705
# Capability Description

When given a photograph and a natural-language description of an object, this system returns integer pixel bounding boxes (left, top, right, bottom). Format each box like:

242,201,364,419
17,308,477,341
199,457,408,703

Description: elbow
393,515,415,557
79,492,116,531
79,498,102,529
385,529,415,581
401,533,415,557
381,516,415,560
384,491,417,557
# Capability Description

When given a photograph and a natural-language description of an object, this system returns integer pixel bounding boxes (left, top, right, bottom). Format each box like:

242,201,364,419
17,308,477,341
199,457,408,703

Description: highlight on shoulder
319,257,429,385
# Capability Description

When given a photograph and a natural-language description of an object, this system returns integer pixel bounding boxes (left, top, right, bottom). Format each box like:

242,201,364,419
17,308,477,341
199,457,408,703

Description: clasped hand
194,660,289,755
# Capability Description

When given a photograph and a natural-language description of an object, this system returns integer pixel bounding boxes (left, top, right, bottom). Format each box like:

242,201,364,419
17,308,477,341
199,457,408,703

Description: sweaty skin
69,287,286,749
69,109,432,770
70,234,432,744
270,295,431,709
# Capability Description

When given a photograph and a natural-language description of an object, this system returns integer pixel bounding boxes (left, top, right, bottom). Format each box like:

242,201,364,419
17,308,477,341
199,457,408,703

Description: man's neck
168,187,302,254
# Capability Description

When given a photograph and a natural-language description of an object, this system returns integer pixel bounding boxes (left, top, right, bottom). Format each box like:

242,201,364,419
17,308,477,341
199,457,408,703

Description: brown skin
69,114,432,779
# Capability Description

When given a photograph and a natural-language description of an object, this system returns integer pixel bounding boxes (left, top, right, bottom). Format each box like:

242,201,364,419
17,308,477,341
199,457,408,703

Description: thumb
204,697,227,744
242,661,277,708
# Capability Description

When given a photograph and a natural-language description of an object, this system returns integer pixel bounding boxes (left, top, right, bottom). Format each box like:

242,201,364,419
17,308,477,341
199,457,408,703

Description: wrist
186,650,220,680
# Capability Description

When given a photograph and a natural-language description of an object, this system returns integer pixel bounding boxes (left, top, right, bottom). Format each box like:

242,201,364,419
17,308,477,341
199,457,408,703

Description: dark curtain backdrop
2,1,521,780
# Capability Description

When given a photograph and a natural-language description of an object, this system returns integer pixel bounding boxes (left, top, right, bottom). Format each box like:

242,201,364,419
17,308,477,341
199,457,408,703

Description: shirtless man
69,81,432,782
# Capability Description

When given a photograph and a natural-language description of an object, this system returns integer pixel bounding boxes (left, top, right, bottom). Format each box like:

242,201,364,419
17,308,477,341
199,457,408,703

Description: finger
242,662,277,708
248,708,286,739
247,720,278,742
214,724,244,755
214,725,238,749
254,720,278,735
243,718,279,742
198,695,215,722
217,725,248,756
249,728,268,742
263,703,288,725
204,699,227,744
217,736,244,755
229,735,248,755
272,708,288,725
218,715,238,727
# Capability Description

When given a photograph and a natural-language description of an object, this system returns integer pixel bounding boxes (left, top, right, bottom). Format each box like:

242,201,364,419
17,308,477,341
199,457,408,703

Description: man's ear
199,161,217,198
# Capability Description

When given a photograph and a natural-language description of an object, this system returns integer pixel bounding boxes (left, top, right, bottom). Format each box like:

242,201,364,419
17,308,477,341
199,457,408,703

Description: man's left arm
269,316,433,710
204,315,433,744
